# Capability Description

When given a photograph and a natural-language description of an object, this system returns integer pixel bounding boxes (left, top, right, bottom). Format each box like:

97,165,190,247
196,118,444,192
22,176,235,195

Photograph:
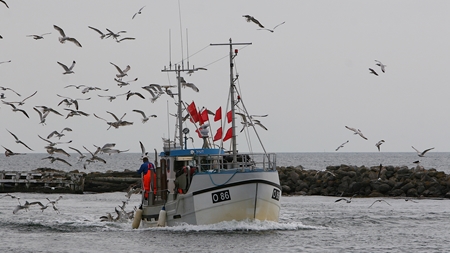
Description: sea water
1,152,450,252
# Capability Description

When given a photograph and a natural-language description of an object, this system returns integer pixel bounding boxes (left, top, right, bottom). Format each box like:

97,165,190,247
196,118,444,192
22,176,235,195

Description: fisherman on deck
137,157,157,199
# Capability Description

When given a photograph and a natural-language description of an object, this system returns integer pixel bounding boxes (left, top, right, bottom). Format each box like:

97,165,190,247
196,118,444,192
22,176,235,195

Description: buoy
157,206,166,227
132,207,143,229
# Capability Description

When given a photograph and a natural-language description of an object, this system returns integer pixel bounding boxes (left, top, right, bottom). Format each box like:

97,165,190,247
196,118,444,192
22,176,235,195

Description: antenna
169,29,172,69
177,0,184,69
186,28,189,69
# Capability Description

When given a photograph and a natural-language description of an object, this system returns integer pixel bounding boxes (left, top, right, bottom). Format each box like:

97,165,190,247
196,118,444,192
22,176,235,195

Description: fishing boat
133,39,281,228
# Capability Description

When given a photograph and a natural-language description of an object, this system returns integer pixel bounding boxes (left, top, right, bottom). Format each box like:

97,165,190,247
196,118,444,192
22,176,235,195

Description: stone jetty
3,165,450,198
278,164,450,198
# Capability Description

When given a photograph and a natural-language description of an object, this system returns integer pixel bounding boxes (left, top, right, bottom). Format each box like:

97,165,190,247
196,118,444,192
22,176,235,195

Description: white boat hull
141,170,281,227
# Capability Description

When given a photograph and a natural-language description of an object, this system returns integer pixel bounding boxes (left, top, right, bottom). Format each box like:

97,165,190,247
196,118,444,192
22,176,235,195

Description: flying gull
64,108,90,119
88,26,106,39
335,194,357,203
125,91,145,100
257,21,286,33
375,140,385,151
98,91,128,102
115,77,138,88
3,102,29,118
335,140,349,151
369,68,378,76
110,62,131,78
0,86,21,96
368,199,391,208
47,127,72,139
53,25,82,47
7,129,33,151
345,126,368,140
2,146,25,157
57,94,91,110
69,146,86,162
13,200,45,214
132,6,146,19
1,0,8,8
42,156,72,166
38,135,72,147
132,110,157,123
139,141,148,159
57,61,76,74
375,60,386,73
26,33,51,40
411,146,434,157
242,15,264,28
5,90,37,106
0,60,11,64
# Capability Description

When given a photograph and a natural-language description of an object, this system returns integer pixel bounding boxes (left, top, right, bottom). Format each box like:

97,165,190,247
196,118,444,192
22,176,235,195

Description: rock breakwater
278,164,450,198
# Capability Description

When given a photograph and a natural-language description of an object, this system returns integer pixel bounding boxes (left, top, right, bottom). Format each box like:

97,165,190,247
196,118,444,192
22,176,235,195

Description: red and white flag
187,101,199,123
214,106,222,122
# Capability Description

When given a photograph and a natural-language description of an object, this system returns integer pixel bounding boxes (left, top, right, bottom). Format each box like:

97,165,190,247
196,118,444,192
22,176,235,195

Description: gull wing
53,25,66,37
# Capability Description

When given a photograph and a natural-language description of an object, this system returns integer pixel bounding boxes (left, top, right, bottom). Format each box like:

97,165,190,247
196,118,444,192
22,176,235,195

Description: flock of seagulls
334,193,416,208
0,193,63,214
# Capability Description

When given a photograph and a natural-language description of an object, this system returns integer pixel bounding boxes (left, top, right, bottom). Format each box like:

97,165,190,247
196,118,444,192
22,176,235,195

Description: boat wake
141,219,325,232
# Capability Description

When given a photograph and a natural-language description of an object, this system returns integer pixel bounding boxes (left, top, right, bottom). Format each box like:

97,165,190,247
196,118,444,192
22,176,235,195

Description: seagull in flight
7,129,33,151
110,62,131,78
125,91,145,100
2,146,25,157
42,156,72,166
0,60,11,64
177,76,199,92
369,68,378,76
38,135,72,147
242,15,264,28
1,0,8,8
53,25,82,47
57,94,91,110
115,77,138,88
139,141,148,159
368,199,391,208
57,61,76,74
257,21,285,33
13,200,45,214
47,127,72,139
132,110,157,123
411,146,434,157
335,194,357,203
132,6,146,19
345,126,368,140
335,140,349,151
26,33,51,40
375,140,385,151
375,60,386,73
0,86,21,96
97,91,128,102
5,90,37,106
88,26,107,39
3,102,29,118
69,146,86,162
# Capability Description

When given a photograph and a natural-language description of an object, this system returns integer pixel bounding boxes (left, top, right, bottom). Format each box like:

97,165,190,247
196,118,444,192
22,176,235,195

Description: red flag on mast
213,127,222,142
223,127,233,142
187,101,199,123
214,107,222,122
199,109,209,125
226,110,232,123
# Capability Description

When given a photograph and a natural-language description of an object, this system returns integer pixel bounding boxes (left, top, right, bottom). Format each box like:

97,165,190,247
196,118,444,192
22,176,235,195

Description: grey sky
1,1,449,154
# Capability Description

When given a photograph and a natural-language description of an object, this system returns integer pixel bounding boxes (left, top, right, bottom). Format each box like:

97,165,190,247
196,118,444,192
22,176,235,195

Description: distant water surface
1,152,449,174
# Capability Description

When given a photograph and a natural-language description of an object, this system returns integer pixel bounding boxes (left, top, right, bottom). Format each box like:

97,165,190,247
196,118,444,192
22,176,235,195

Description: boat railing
195,153,277,172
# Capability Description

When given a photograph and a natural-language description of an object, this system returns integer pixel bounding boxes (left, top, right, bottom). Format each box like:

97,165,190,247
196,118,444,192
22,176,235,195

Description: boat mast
210,38,252,164
162,65,199,149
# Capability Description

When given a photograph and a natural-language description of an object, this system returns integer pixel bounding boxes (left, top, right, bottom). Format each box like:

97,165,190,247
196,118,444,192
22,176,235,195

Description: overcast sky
1,1,450,154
